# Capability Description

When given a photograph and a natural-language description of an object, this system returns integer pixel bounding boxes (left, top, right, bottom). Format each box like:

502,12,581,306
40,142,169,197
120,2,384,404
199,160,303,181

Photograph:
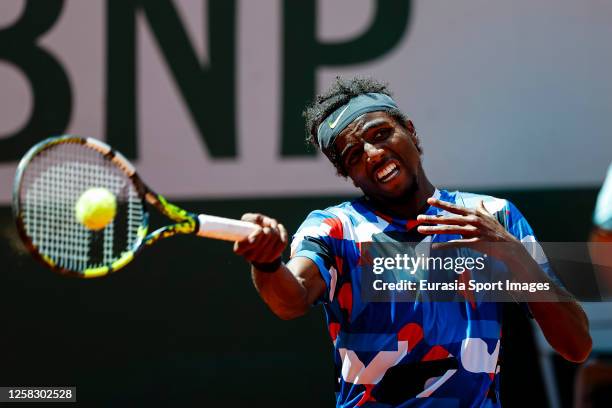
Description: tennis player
234,77,592,407
574,163,612,407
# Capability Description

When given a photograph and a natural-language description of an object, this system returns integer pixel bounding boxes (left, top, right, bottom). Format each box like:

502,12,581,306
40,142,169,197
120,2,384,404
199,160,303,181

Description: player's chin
384,174,419,199
367,184,408,202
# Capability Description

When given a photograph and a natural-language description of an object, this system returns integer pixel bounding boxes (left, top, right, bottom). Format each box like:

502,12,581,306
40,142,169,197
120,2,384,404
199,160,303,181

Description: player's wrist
251,257,283,273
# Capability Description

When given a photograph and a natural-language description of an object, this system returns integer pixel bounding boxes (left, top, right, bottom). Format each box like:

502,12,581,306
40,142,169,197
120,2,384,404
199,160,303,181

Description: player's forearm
504,244,592,362
251,264,310,320
528,300,592,363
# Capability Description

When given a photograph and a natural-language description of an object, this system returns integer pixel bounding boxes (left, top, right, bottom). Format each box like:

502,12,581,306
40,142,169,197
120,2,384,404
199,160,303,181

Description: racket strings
19,142,144,272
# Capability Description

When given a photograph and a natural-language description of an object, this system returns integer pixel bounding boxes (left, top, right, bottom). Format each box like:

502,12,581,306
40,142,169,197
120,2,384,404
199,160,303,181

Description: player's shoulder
307,198,370,218
322,199,356,213
593,162,612,230
300,198,378,231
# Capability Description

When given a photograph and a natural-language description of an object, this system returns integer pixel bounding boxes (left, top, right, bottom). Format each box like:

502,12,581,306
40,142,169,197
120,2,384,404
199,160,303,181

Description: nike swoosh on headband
329,104,350,129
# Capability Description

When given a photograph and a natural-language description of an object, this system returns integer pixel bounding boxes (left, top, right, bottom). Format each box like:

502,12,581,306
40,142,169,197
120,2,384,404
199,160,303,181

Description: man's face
333,111,423,203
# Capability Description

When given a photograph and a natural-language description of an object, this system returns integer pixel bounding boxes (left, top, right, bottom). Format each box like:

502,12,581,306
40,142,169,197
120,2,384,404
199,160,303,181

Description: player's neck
365,178,435,220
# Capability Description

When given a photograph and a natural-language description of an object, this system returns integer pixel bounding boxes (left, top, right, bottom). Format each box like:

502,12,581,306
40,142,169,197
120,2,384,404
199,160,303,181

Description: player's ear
406,120,422,154
405,119,415,134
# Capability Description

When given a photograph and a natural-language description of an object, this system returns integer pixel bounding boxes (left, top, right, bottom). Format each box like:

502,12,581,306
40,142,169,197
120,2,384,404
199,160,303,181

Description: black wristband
251,257,282,273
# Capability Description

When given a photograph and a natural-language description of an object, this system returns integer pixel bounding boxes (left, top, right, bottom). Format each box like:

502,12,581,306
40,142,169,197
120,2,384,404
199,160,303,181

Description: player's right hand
233,213,288,263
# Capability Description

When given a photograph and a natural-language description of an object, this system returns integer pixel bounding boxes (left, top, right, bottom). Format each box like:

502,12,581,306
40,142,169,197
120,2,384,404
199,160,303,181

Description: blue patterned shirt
290,189,556,408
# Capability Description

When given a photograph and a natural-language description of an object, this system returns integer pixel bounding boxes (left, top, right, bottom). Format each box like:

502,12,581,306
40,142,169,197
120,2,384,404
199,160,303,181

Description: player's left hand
416,197,521,261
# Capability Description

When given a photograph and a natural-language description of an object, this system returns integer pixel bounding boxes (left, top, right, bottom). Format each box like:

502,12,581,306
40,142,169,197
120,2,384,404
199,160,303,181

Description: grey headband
317,92,399,150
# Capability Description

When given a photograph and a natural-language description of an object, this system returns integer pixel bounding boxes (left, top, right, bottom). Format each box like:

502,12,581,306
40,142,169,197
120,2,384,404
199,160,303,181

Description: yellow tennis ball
75,187,117,230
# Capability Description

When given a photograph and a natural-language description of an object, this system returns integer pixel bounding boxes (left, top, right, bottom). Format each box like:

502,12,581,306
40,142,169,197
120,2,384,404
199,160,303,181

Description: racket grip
196,214,258,241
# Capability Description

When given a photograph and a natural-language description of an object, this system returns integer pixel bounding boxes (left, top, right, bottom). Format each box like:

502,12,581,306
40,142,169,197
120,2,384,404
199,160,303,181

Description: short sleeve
593,163,612,231
290,210,341,304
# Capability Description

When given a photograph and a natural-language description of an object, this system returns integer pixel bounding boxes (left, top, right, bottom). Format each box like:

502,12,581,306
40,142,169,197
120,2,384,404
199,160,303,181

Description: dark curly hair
302,76,410,177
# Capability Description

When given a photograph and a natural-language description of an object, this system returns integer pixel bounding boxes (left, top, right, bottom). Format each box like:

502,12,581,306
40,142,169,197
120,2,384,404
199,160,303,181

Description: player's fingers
476,200,494,218
234,238,251,255
267,226,288,256
278,223,288,244
249,225,288,262
431,237,480,251
259,226,275,247
417,224,479,236
235,220,286,261
427,197,473,216
233,226,263,254
240,213,282,230
240,213,263,224
250,225,269,243
259,224,284,247
266,222,280,240
262,216,278,229
417,214,476,225
242,227,278,261
257,224,287,261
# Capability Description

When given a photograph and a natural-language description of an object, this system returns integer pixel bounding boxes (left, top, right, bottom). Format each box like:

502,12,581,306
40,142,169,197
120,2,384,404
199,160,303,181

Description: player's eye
373,129,391,141
344,148,362,167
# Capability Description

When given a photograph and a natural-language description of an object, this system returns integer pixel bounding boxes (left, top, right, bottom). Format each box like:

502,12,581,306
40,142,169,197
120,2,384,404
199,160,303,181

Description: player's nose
364,142,385,164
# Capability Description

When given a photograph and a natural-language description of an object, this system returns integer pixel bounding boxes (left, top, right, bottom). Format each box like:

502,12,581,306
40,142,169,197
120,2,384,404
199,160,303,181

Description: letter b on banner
0,0,72,161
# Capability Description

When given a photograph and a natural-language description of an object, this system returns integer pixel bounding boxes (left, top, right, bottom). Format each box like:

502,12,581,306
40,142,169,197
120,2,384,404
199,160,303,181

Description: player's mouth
374,160,400,183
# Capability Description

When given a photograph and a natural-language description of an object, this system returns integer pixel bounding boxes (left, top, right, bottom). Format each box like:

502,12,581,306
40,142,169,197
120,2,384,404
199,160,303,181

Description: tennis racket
13,135,258,278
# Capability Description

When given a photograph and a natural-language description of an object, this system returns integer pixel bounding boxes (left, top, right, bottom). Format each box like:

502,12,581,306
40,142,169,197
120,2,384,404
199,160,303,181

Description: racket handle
196,214,258,241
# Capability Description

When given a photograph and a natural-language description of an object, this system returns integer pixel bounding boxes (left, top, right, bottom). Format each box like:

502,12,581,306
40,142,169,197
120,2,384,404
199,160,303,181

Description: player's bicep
286,256,327,306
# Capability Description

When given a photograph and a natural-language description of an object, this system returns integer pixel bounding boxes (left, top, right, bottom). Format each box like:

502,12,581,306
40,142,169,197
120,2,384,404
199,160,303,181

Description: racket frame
13,135,204,278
